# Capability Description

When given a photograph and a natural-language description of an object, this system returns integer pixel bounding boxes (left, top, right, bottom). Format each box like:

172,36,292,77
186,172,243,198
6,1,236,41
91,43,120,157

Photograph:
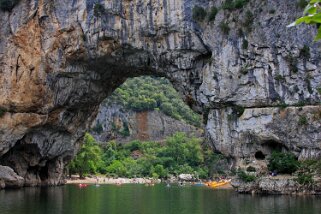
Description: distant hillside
91,76,203,142
105,76,202,128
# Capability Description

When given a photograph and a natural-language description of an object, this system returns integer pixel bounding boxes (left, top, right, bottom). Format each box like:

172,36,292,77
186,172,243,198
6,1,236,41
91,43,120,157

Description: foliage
208,7,218,21
74,132,219,179
94,3,105,17
299,159,321,176
222,0,249,11
237,170,256,182
92,123,103,134
192,6,207,22
219,22,230,35
317,87,321,94
232,105,245,117
243,11,254,32
278,102,288,109
274,74,285,82
298,0,308,9
297,173,314,185
285,55,299,73
106,76,202,127
268,151,299,174
289,0,321,41
298,115,308,125
246,166,256,172
300,45,311,59
242,39,249,49
0,107,6,118
69,133,104,178
0,0,19,11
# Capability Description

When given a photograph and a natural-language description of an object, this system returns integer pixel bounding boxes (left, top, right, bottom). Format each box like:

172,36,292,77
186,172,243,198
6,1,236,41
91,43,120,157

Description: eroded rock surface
0,0,320,187
91,104,202,143
231,177,321,195
0,166,24,188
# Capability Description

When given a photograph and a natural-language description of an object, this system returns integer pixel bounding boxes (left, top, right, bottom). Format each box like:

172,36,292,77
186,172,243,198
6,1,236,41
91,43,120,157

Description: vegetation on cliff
105,76,202,127
268,151,299,174
69,132,222,179
290,0,321,41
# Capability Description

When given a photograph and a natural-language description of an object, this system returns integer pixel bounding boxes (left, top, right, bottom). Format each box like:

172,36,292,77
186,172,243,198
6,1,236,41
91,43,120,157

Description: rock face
0,0,320,187
91,104,202,143
231,177,321,195
0,166,24,188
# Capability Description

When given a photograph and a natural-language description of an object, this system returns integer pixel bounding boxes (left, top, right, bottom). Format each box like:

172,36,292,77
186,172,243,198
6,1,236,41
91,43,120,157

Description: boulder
0,166,24,189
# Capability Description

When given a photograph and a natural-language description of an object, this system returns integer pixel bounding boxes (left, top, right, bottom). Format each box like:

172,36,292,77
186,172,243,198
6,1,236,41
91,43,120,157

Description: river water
0,184,320,214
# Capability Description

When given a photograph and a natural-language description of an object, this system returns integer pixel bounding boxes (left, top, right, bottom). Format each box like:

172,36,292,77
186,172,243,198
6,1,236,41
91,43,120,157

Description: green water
0,184,320,214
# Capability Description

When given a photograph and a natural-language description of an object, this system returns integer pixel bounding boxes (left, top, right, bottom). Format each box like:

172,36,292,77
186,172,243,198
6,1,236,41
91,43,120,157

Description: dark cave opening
255,151,266,160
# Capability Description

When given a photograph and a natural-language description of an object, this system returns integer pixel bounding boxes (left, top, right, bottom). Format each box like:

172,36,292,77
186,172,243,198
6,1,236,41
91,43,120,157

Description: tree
69,133,103,178
268,151,299,174
289,0,321,41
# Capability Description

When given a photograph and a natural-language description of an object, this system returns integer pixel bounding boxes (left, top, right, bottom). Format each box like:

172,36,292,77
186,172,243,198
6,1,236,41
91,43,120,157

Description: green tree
69,133,103,178
106,160,127,177
268,151,299,174
105,76,202,127
289,0,321,41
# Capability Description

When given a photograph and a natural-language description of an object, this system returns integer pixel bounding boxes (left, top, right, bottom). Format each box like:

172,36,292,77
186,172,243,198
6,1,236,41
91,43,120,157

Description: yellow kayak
206,180,231,188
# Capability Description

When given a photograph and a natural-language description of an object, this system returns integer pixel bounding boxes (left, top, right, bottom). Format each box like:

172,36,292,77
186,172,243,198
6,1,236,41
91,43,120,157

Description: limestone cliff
91,104,202,143
0,0,320,187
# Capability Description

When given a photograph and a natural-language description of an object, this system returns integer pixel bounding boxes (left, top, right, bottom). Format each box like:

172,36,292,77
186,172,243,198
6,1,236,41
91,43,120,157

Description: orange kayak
206,180,231,188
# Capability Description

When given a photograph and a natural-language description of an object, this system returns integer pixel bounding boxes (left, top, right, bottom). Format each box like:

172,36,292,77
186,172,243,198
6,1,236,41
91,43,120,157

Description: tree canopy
69,132,223,179
105,76,202,127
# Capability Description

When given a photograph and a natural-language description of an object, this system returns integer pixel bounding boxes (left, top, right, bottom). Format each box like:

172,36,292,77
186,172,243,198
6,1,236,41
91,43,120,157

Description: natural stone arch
0,0,320,187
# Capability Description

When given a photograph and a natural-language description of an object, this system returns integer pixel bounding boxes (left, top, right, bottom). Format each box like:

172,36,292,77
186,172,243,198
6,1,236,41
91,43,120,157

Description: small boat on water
78,184,88,188
206,179,231,188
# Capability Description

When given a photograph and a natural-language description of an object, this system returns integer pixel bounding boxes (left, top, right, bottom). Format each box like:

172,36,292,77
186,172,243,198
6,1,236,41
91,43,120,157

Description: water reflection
0,184,320,214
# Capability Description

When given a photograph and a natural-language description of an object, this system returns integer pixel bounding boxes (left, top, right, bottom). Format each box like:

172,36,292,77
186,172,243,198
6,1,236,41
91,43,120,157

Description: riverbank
66,175,233,189
66,176,161,185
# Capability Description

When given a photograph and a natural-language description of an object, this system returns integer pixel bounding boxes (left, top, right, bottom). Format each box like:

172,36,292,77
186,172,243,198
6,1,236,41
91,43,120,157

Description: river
0,184,320,214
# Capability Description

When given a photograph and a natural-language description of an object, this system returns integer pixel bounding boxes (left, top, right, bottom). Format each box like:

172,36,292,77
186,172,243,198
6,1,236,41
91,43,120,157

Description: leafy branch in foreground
288,0,321,41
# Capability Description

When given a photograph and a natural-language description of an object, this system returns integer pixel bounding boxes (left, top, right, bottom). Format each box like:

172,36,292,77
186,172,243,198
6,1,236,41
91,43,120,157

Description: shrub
268,151,299,174
222,0,249,10
278,102,288,109
237,170,256,182
243,11,254,32
222,0,234,10
92,123,103,134
297,0,308,9
317,87,321,94
294,100,305,107
274,74,285,82
297,173,314,185
232,105,245,117
208,7,218,21
298,115,308,126
269,9,276,14
0,107,6,118
246,166,256,172
219,22,230,35
94,3,105,17
234,0,249,9
242,39,249,49
300,45,310,59
192,6,207,22
285,55,298,73
0,0,19,11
